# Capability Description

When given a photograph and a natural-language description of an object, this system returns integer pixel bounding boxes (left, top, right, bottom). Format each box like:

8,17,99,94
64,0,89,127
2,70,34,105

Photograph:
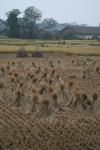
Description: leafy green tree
23,6,42,39
41,18,58,29
6,9,20,38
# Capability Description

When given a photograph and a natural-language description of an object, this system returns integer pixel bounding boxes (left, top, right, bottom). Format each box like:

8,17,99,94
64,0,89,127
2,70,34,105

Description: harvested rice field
0,52,100,150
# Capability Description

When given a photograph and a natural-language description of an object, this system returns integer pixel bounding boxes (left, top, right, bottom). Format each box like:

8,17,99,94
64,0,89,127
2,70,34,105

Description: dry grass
0,44,100,55
0,38,100,55
0,51,100,149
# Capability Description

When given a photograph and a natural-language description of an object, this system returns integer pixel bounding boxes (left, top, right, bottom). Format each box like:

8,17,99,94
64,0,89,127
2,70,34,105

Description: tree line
6,6,58,39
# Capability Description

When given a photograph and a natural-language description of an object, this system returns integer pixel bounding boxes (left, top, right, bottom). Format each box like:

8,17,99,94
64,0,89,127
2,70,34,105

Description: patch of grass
0,37,100,55
0,44,100,55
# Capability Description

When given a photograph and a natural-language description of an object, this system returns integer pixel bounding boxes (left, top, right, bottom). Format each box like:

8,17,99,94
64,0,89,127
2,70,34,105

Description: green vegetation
6,7,42,39
0,37,100,55
7,9,21,38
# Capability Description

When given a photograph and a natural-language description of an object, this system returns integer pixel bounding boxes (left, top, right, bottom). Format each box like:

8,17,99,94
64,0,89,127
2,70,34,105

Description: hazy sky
0,0,100,26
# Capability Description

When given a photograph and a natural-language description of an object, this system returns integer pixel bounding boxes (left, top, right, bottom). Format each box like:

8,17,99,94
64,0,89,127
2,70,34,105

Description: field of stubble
0,53,100,150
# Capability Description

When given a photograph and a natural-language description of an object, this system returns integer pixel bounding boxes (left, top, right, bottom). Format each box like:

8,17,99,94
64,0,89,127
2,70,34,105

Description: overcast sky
0,0,100,26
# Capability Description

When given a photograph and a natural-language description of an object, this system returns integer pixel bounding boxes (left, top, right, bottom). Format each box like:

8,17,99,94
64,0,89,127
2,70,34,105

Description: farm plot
0,38,100,55
0,54,100,149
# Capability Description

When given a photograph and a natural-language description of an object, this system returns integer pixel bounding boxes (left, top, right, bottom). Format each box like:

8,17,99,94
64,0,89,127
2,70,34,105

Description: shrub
32,51,44,58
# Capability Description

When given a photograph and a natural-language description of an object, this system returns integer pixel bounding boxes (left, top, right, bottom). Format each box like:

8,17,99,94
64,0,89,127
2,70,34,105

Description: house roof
61,25,100,35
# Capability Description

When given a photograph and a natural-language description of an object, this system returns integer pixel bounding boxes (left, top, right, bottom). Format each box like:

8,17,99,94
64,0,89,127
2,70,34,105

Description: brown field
0,52,100,150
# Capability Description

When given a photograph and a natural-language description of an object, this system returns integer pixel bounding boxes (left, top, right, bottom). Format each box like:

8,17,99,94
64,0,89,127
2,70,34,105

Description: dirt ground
0,53,100,150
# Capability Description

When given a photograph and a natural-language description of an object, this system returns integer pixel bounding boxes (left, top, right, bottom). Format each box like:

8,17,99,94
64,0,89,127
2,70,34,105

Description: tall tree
23,6,42,39
6,9,20,38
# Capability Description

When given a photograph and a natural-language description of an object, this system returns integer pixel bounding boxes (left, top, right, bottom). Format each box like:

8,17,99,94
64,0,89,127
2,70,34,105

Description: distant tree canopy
22,6,42,39
6,9,21,38
6,7,59,39
41,18,58,29
6,6,42,39
5,6,80,40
